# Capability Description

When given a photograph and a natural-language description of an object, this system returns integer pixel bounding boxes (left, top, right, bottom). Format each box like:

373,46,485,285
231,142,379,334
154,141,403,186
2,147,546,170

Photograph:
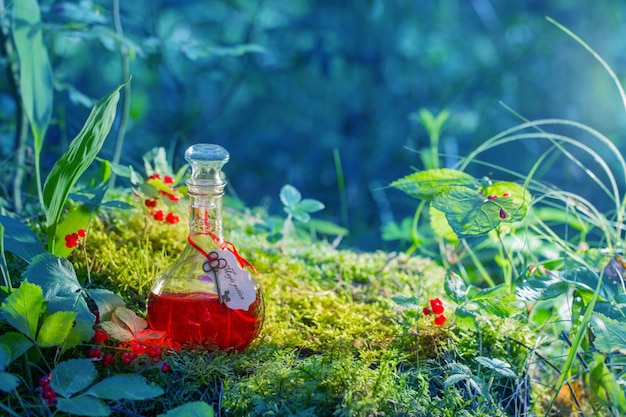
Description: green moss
75,205,534,416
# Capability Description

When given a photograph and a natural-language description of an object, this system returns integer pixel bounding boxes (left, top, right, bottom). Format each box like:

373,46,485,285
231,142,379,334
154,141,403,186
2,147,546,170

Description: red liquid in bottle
147,291,263,351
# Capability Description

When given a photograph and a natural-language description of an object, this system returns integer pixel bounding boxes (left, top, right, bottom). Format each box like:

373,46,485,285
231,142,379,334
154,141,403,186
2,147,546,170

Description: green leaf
432,186,527,238
0,280,44,338
51,359,97,398
307,218,349,236
0,371,20,393
476,356,516,378
53,205,92,258
87,375,163,400
390,169,478,200
285,206,311,223
297,199,325,213
99,321,134,342
86,288,125,322
591,313,626,353
0,343,10,370
36,311,77,347
13,0,53,144
24,254,94,347
444,271,468,304
43,83,124,252
0,332,33,362
114,307,148,336
280,184,302,207
589,353,626,412
158,402,215,417
428,206,458,242
0,223,9,290
57,395,111,417
0,215,46,263
391,294,420,309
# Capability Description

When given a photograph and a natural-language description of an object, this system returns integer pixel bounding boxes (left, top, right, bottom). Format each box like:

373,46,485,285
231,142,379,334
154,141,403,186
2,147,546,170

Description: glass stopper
185,144,230,186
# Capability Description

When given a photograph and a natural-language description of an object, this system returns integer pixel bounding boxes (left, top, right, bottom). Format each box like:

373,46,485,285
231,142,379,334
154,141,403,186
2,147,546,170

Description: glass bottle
147,144,264,351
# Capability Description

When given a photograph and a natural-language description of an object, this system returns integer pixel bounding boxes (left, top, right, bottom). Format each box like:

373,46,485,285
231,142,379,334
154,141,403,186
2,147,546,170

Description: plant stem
108,0,131,189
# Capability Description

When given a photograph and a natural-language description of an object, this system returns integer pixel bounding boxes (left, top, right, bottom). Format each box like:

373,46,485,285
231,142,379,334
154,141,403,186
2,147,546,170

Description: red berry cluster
38,374,57,406
144,174,181,224
422,298,447,326
64,229,86,248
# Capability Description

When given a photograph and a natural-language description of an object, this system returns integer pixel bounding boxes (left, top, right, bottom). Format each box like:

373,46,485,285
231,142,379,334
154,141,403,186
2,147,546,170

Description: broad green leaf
51,359,97,398
483,181,530,220
589,353,626,412
0,343,10,369
13,0,53,145
390,169,478,200
87,375,163,400
86,288,125,322
297,199,325,213
0,280,43,338
391,294,420,309
444,271,468,304
57,395,110,417
99,321,134,342
0,215,46,263
432,186,527,238
43,83,124,252
0,332,33,362
286,207,311,223
429,206,458,242
280,184,301,207
36,311,77,347
307,218,349,236
114,307,148,336
158,402,215,417
0,371,20,393
591,313,626,353
24,254,95,347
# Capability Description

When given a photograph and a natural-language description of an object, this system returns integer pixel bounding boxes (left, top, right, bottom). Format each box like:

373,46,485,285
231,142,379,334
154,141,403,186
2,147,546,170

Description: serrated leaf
591,313,626,353
444,373,469,387
391,169,478,200
114,307,148,336
280,185,301,207
432,186,526,238
429,206,458,242
0,280,44,338
36,311,77,347
0,332,33,362
99,321,134,342
57,395,111,417
43,83,124,252
476,356,516,378
87,375,163,400
51,359,97,398
0,215,46,263
157,401,215,417
86,288,125,322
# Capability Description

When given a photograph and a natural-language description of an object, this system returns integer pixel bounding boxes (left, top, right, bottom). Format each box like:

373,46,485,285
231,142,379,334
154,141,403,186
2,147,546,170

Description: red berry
148,173,161,180
168,193,180,202
422,307,432,316
38,375,50,387
502,193,510,197
153,210,164,221
144,198,158,208
161,361,171,373
103,353,115,367
165,212,180,224
87,348,102,359
121,351,136,365
429,298,445,315
64,233,79,248
434,314,447,327
487,195,498,200
164,175,174,184
92,328,109,344
42,389,56,400
47,396,57,406
131,342,147,355
77,229,86,237
147,345,162,359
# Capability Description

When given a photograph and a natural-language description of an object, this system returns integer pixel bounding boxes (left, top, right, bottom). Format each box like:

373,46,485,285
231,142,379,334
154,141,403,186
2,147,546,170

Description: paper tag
202,250,256,311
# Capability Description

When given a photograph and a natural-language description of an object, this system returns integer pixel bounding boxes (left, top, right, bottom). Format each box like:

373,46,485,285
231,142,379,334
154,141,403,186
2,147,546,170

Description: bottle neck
188,184,224,246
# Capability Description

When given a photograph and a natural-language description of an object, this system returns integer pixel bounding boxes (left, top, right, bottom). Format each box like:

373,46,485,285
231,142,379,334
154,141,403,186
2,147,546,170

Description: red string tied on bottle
188,233,258,275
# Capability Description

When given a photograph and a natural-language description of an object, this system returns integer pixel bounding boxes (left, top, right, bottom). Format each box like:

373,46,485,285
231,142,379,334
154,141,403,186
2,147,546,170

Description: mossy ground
71,203,538,416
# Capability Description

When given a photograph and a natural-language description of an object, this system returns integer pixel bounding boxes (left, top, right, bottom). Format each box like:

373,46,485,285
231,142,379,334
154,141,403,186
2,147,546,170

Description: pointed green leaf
57,395,111,417
297,198,325,213
476,356,516,378
0,215,46,263
13,0,53,144
53,205,92,258
391,169,478,200
429,206,458,242
43,83,124,252
0,280,43,338
36,311,77,347
307,218,349,236
158,402,215,417
51,359,97,398
280,184,302,207
391,294,420,309
0,332,33,362
87,375,163,400
24,254,94,346
0,371,20,393
286,207,311,223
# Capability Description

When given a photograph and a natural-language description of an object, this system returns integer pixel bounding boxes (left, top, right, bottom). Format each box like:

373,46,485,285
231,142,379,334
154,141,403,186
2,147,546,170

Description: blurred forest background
2,0,626,250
